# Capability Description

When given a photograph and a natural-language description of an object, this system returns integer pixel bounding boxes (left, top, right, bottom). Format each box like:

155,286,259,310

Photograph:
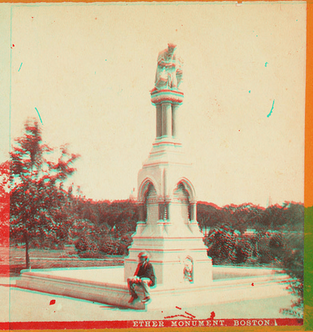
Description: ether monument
124,44,213,287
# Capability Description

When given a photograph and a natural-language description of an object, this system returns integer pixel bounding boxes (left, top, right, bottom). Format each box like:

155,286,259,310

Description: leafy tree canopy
10,119,79,268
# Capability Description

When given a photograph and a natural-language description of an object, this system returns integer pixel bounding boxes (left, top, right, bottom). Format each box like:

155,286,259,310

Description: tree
10,119,79,269
0,161,10,246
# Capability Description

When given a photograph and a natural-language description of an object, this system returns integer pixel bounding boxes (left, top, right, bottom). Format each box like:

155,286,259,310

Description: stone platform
16,266,291,311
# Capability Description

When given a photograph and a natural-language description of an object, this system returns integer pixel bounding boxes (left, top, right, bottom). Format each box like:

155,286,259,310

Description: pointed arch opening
172,178,197,223
138,178,159,224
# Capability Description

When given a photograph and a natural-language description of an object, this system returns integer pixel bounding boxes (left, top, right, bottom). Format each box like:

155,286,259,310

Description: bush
206,226,237,264
257,235,273,264
75,235,99,253
269,234,283,249
99,237,117,255
119,233,133,255
232,239,253,264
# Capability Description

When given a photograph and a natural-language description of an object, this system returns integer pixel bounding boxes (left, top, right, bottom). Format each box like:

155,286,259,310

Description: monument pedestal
124,234,213,287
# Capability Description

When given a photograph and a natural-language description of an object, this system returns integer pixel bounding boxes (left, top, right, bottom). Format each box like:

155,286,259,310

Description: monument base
16,266,291,311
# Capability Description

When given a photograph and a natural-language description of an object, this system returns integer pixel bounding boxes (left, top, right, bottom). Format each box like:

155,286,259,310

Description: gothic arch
138,177,159,203
174,177,196,203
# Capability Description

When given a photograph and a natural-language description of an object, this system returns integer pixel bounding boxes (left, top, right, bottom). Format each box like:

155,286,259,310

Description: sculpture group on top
154,43,183,91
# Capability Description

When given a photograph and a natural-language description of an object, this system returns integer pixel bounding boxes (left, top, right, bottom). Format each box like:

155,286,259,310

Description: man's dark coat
135,261,156,286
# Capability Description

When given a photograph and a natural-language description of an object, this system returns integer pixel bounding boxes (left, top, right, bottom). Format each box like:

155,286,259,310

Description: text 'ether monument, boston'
124,44,213,289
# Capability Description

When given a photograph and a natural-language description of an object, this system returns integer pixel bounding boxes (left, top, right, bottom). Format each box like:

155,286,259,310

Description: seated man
127,252,156,304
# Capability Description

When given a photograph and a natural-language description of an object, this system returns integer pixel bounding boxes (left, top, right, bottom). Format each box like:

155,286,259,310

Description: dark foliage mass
197,201,304,233
72,198,138,257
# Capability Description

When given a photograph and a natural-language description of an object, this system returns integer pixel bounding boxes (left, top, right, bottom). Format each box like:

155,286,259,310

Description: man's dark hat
138,252,148,258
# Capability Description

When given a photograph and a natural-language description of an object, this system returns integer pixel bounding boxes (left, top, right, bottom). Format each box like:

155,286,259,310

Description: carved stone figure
183,256,194,283
154,43,183,90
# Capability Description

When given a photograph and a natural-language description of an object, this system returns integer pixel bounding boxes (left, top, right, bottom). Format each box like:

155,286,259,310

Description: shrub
257,235,273,264
99,237,117,255
206,226,237,264
75,235,99,253
233,239,253,264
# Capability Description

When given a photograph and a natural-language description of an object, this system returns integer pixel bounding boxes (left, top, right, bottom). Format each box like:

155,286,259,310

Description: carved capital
151,89,184,106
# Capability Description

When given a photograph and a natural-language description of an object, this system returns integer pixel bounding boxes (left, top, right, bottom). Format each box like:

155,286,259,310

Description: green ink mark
267,100,275,118
265,62,268,67
18,62,23,72
35,107,43,124
249,90,251,93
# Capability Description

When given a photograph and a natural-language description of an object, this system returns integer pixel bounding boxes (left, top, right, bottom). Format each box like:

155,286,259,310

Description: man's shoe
141,296,151,304
128,295,138,303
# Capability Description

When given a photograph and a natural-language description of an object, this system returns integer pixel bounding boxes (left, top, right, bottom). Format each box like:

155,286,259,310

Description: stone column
190,203,197,223
172,104,179,139
156,104,162,138
164,203,169,221
158,202,164,220
151,89,184,138
162,103,172,137
138,203,145,222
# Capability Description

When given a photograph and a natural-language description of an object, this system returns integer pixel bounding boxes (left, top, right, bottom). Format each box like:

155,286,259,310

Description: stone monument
124,44,213,287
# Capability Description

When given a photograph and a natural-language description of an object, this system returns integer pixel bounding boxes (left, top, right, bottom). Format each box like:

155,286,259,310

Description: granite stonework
16,266,291,310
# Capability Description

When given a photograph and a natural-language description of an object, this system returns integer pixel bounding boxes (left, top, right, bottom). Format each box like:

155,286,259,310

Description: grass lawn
5,246,124,277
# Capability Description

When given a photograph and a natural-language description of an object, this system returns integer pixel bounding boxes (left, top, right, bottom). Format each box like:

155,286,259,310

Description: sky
0,2,306,207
